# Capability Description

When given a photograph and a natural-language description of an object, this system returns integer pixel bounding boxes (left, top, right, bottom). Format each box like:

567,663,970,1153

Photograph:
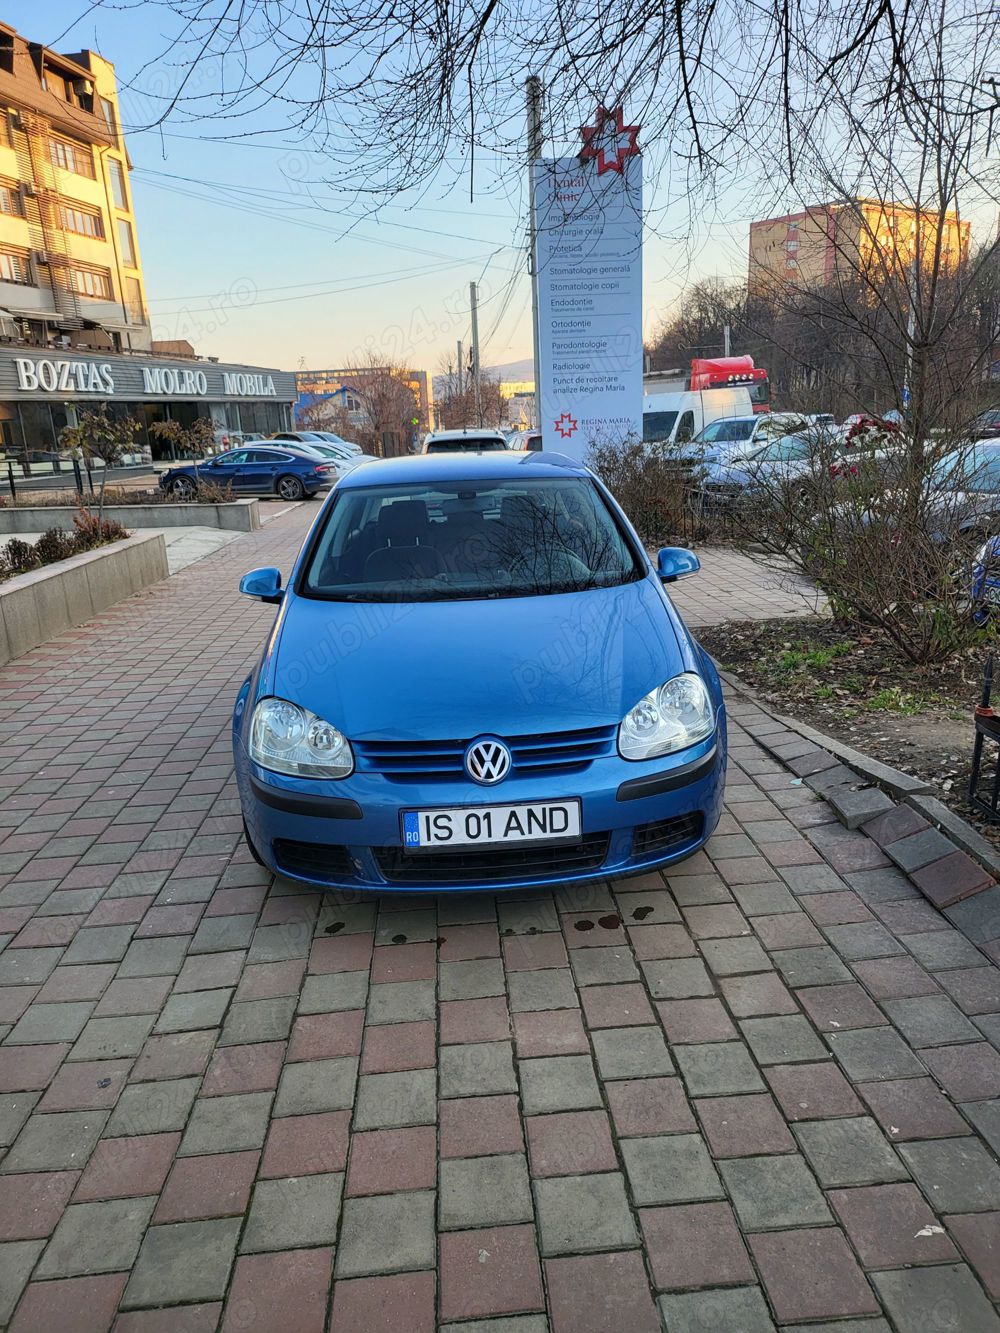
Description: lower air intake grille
631,812,704,857
374,832,611,886
272,839,354,883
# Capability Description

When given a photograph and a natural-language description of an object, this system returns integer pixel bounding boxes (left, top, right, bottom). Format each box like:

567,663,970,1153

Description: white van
642,387,754,449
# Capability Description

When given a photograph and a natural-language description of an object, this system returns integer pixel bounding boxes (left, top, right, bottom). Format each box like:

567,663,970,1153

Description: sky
6,3,810,377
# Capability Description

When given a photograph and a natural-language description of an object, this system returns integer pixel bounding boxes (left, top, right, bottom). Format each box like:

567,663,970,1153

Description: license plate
402,799,581,849
985,585,1000,606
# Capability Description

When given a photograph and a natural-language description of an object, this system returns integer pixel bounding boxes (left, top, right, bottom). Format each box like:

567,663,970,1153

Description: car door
204,450,247,486
237,449,289,493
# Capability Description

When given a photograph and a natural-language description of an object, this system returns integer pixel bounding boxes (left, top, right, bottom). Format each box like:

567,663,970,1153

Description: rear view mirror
240,567,283,603
657,547,701,583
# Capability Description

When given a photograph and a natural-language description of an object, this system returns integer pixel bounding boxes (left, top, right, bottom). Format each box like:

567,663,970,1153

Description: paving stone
497,898,560,934
0,1170,78,1241
899,1138,1000,1212
366,980,436,1025
122,1217,241,1307
62,926,135,965
439,959,506,1001
524,1109,616,1177
939,967,1000,1015
829,1183,959,1268
260,1111,350,1179
353,1069,437,1129
621,1133,723,1205
224,1248,333,1333
512,1009,589,1057
847,867,919,904
7,1001,94,1046
154,1149,260,1221
699,936,771,975
881,995,982,1048
105,1078,200,1137
0,1241,45,1324
657,998,736,1044
802,891,875,926
0,1094,38,1148
674,1042,765,1096
6,1271,129,1333
739,1014,827,1064
852,954,941,999
730,882,797,915
297,971,368,1014
871,1264,1000,1333
272,1056,358,1116
905,930,986,972
507,968,578,1013
828,785,894,830
154,988,232,1034
794,1116,907,1186
361,1016,434,1068
440,1154,533,1229
217,996,294,1046
752,911,824,949
568,945,640,985
695,1093,795,1157
639,1199,752,1291
545,1251,660,1333
640,957,715,999
346,1125,435,1196
796,982,886,1031
591,1026,673,1080
335,1191,436,1276
822,922,906,960
963,1099,1000,1155
71,1014,155,1061
440,1042,516,1099
944,884,1000,939
718,971,798,1017
2,1110,107,1172
440,1096,524,1159
35,1196,155,1278
826,1027,926,1081
857,1077,970,1140
944,1212,1000,1300
131,1030,215,1082
117,936,190,978
0,949,64,986
534,1172,639,1254
750,1228,880,1323
771,946,853,987
887,827,958,873
329,1270,434,1333
178,1092,273,1156
438,1225,544,1323
519,1054,601,1113
721,1154,832,1229
75,1131,179,1201
240,1172,344,1251
657,1286,776,1333
922,1042,1000,1101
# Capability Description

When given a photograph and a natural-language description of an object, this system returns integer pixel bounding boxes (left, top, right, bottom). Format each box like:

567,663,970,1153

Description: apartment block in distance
749,199,970,291
0,23,149,353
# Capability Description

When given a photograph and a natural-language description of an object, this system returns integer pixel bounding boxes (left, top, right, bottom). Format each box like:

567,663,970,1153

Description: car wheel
277,474,305,501
242,817,266,867
170,476,196,499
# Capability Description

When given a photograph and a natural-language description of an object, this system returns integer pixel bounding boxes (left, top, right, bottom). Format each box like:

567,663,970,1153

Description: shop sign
15,358,115,394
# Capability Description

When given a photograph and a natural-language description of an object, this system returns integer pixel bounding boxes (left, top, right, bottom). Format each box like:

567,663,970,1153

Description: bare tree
336,353,423,456
434,354,507,430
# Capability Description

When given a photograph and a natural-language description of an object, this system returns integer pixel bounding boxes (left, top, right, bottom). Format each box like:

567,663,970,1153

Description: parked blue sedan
160,445,336,501
233,451,727,892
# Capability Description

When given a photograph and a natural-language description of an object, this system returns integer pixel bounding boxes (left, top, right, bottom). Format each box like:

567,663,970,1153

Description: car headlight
249,698,354,778
618,673,715,761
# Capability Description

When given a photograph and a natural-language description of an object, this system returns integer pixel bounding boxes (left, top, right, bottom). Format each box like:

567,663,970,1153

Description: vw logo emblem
464,737,512,785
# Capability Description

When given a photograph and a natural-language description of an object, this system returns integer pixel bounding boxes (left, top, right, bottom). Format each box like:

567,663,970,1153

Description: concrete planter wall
0,532,168,666
0,498,260,533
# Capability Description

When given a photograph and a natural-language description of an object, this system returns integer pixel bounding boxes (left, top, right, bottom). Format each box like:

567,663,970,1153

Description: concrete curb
0,531,168,666
0,499,260,533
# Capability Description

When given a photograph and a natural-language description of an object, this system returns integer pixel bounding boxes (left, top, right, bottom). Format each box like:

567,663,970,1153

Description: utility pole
723,324,731,357
469,282,483,426
456,339,463,404
526,75,544,432
903,255,917,413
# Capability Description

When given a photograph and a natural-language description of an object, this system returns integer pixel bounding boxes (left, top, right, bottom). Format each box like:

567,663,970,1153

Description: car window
642,411,678,443
217,450,249,465
426,439,507,452
245,449,280,463
697,419,755,443
933,450,1000,491
299,476,644,602
758,436,810,462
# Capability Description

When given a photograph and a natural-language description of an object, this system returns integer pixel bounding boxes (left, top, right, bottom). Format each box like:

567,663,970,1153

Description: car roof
335,450,586,488
424,428,508,441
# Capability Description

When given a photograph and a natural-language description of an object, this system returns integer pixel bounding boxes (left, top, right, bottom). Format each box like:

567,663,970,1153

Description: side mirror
240,567,283,604
657,547,700,583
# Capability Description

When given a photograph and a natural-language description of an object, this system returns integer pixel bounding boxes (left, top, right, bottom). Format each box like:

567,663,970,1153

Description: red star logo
554,412,578,439
580,105,641,175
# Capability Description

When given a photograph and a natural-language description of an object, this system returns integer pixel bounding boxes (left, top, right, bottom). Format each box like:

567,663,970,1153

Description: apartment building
0,23,149,355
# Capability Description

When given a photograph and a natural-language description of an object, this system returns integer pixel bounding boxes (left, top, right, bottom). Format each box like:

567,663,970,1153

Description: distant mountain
485,357,534,381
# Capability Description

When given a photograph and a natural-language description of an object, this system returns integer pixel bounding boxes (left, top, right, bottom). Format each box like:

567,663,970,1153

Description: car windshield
696,418,756,443
747,435,812,464
300,476,643,601
642,411,678,443
932,448,1000,493
427,438,507,452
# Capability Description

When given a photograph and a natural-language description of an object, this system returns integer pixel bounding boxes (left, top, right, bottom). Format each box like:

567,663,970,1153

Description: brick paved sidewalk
0,506,996,1331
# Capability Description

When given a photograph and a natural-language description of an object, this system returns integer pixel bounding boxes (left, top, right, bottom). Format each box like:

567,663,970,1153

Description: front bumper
234,730,727,894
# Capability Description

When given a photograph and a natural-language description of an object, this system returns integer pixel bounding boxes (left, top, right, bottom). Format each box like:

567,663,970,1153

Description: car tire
170,476,196,499
276,474,305,501
242,817,267,867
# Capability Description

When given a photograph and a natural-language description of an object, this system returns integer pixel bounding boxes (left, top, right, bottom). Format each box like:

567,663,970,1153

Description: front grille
355,726,616,782
632,812,704,857
273,839,355,883
374,831,611,885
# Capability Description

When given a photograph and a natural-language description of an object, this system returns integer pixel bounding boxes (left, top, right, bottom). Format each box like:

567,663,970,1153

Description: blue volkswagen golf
233,451,726,892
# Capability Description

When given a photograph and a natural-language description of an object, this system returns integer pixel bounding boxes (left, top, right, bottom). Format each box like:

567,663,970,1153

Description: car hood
266,577,687,739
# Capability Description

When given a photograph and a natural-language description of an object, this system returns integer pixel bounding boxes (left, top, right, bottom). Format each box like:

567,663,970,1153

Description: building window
126,275,145,323
50,136,96,180
0,249,29,284
108,158,127,209
57,201,104,238
786,240,799,252
42,69,68,100
99,97,116,135
0,180,21,216
68,264,112,299
117,219,136,265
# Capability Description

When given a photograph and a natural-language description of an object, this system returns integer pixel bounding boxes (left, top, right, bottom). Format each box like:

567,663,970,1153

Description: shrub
3,538,40,575
192,479,235,503
34,528,75,564
72,508,129,548
586,437,697,545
